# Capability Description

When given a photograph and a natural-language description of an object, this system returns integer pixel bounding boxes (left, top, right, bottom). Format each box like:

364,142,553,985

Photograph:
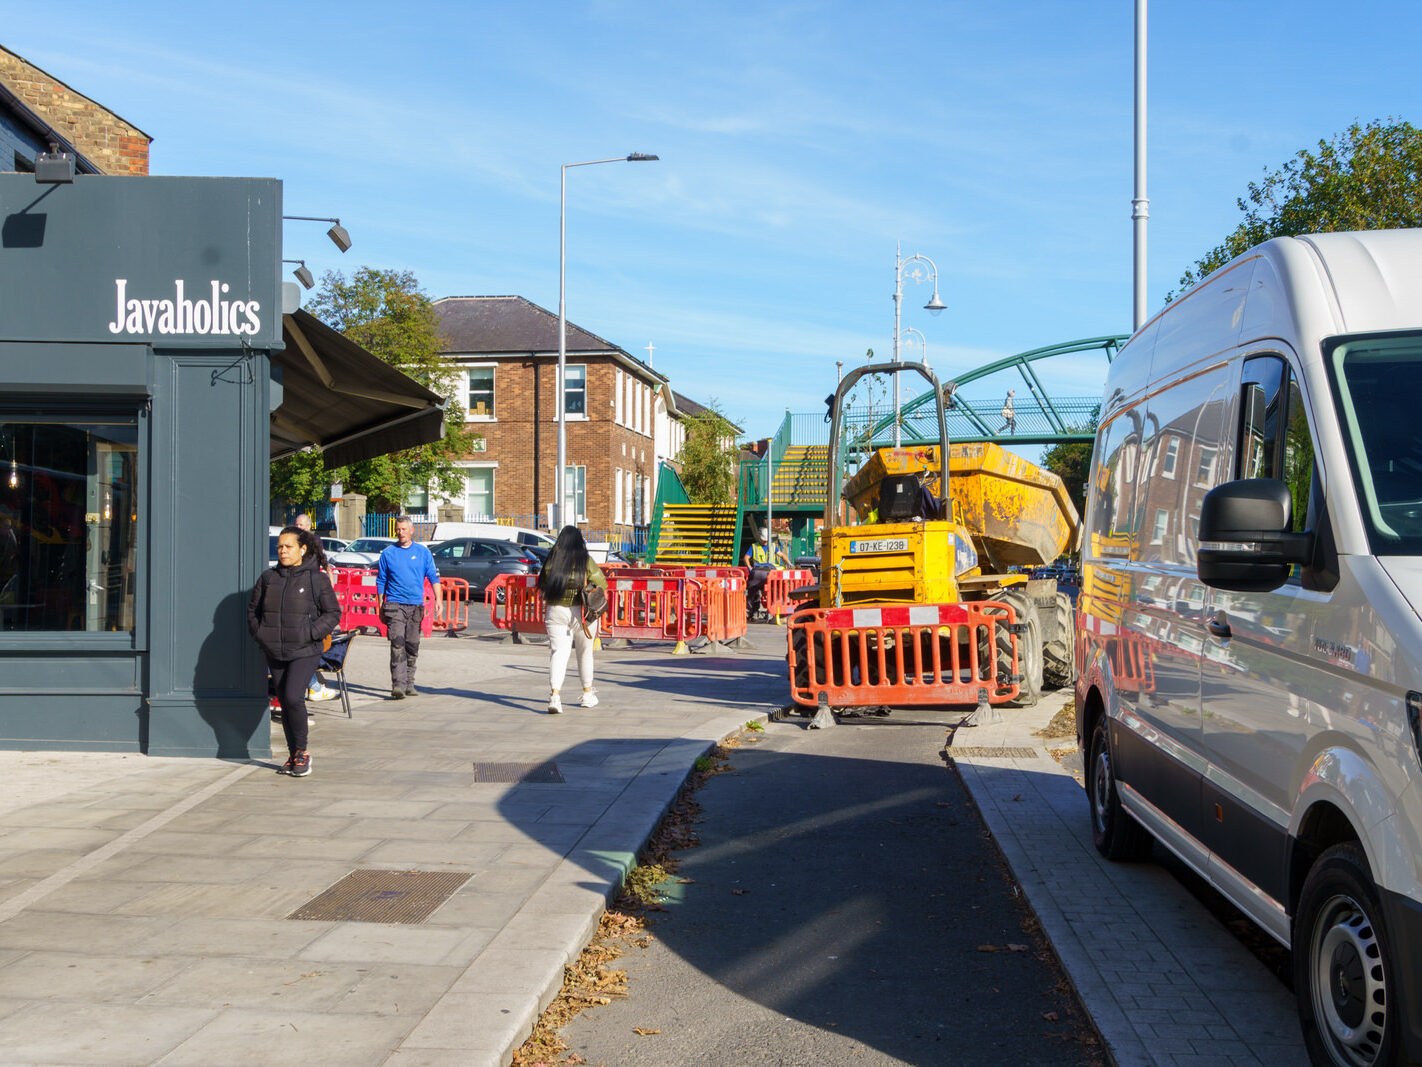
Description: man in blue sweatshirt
376,516,441,699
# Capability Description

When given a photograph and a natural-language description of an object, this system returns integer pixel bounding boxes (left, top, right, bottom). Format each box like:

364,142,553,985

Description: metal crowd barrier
786,601,1022,709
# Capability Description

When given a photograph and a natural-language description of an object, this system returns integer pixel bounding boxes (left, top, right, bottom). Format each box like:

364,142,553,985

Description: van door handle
1206,612,1231,640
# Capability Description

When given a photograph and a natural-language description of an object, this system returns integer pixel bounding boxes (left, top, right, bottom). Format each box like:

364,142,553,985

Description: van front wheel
1087,716,1151,861
1295,843,1397,1067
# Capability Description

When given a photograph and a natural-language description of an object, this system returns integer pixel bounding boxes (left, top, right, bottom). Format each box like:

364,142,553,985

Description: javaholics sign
106,279,263,337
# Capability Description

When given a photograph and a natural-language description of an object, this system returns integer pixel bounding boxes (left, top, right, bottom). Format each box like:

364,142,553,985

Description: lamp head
34,140,74,184
326,221,352,252
626,153,659,162
924,291,947,315
293,264,314,289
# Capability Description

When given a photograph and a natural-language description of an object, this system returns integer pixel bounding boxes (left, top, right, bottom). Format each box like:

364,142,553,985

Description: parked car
327,536,395,569
1076,230,1422,1063
428,538,541,601
427,522,554,549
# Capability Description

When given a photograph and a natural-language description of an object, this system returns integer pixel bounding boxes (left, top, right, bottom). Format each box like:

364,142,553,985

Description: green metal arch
868,334,1128,445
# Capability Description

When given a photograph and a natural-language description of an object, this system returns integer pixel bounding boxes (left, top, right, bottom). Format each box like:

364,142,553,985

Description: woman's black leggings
268,653,321,756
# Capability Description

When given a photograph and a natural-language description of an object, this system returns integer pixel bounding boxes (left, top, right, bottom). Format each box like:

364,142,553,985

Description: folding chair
319,630,357,718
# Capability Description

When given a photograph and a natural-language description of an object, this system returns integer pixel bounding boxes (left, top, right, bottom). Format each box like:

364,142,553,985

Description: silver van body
1076,230,1422,1064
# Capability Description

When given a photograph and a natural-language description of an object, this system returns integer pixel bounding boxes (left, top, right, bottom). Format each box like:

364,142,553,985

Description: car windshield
1326,330,1422,554
348,539,388,552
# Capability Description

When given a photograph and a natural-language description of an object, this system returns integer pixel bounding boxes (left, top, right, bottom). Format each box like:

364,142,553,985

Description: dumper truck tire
1042,591,1075,690
994,590,1042,707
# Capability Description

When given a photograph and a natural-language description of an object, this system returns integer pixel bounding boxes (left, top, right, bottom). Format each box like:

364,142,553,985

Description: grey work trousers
382,601,424,690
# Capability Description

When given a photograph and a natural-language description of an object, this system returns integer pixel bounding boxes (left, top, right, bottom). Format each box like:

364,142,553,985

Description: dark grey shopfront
0,174,441,758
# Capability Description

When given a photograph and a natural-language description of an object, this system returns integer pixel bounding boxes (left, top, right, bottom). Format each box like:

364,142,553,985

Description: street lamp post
556,152,659,530
901,326,929,371
891,243,946,446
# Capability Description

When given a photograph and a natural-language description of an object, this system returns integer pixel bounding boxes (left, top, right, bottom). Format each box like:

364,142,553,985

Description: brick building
0,44,150,175
435,296,717,541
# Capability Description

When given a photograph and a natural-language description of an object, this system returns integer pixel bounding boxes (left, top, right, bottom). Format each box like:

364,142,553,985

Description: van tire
998,590,1042,707
1295,842,1398,1067
1042,591,1074,689
1087,716,1152,861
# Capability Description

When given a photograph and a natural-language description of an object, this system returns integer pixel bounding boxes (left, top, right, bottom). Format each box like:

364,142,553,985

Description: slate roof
434,295,620,356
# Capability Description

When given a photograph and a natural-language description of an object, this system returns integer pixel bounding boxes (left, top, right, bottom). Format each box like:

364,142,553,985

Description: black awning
271,309,448,469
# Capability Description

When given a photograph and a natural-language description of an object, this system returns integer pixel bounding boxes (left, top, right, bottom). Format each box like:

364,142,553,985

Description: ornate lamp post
892,245,945,446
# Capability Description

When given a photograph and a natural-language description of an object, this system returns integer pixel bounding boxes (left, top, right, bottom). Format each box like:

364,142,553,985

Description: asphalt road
562,712,1099,1066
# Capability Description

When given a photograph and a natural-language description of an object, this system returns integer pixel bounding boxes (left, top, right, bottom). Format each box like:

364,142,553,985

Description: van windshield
1327,331,1422,554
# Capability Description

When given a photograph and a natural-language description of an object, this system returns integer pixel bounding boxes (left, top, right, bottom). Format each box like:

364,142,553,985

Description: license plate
849,538,909,554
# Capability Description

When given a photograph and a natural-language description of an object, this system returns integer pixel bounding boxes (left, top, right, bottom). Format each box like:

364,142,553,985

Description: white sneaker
548,692,562,714
581,690,599,708
307,684,337,702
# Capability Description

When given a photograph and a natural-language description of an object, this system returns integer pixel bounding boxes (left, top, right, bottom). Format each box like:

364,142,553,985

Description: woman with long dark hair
535,525,607,714
248,526,340,776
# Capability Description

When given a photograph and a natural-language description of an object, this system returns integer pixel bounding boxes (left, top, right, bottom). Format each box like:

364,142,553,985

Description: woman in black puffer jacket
248,526,340,777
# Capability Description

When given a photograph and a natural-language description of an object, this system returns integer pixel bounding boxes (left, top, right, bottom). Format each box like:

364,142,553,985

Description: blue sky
8,2,1422,439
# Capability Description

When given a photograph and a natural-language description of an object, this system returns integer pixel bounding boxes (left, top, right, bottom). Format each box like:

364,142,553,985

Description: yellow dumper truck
787,362,1078,717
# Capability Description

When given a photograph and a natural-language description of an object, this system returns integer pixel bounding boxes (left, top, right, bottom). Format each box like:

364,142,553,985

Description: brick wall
459,355,658,529
0,46,150,175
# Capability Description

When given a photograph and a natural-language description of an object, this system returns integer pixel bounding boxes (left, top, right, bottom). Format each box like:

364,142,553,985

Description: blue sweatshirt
377,541,440,605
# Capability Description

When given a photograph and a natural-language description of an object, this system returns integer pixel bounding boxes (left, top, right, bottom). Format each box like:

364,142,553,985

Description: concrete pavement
0,618,1308,1065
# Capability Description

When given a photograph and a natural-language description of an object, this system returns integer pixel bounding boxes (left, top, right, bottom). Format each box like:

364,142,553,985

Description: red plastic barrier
787,601,1022,709
488,573,546,634
702,574,748,642
432,577,470,634
332,568,435,637
763,568,816,622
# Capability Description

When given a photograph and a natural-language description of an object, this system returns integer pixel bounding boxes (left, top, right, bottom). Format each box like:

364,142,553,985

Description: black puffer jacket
247,554,340,662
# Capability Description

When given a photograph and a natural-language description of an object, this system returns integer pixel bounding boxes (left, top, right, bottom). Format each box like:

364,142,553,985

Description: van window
1326,330,1422,553
1088,410,1143,545
1237,354,1316,534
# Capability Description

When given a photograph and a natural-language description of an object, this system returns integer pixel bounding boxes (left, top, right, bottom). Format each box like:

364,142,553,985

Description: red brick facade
0,45,151,175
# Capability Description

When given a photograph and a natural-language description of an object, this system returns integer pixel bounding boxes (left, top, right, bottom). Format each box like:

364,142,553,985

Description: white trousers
546,605,597,692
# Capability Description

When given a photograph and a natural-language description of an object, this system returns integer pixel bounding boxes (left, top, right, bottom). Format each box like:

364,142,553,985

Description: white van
1077,230,1422,1065
425,522,554,549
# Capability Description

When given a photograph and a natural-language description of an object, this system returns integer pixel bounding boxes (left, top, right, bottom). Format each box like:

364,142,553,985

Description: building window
0,407,139,632
466,468,494,519
1151,508,1169,545
1160,436,1178,478
406,486,429,513
614,468,623,525
564,465,586,523
615,369,623,425
1195,446,1216,487
467,367,495,419
633,473,645,525
564,365,586,416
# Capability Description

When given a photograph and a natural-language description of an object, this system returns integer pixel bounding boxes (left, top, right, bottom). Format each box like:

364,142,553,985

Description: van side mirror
1197,478,1314,592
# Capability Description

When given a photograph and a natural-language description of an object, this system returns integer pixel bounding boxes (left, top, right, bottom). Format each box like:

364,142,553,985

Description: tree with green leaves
1176,119,1422,294
270,267,477,513
676,403,740,505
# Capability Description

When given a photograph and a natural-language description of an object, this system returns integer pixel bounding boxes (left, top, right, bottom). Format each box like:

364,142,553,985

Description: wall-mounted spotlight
283,215,352,252
34,140,74,184
283,259,315,289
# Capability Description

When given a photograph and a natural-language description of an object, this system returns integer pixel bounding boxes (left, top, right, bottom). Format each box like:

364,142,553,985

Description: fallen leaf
1041,1011,1059,1022
976,944,1000,953
1012,793,1023,802
633,1027,661,1036
731,889,748,896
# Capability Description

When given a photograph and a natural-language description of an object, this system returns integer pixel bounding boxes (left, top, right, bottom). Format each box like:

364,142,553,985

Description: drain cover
289,870,471,924
950,746,1040,758
471,761,565,783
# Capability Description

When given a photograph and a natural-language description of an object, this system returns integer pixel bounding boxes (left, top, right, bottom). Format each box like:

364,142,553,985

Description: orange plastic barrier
787,601,1023,709
487,574,546,635
763,568,816,623
432,577,470,635
605,577,704,649
332,568,435,637
701,574,749,643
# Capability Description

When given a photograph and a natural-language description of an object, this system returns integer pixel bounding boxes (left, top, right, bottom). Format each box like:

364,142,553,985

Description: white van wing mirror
1197,478,1314,592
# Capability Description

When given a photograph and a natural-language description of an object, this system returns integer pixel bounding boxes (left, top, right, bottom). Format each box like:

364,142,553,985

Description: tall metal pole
556,164,568,530
554,153,659,530
1132,0,1149,331
892,244,903,447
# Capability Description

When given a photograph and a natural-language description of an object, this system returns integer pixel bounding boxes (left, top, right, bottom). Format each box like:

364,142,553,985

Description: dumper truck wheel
1042,591,1074,690
994,590,1042,707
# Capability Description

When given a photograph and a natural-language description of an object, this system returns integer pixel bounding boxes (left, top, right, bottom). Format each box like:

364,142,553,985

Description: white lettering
105,278,263,338
108,279,128,334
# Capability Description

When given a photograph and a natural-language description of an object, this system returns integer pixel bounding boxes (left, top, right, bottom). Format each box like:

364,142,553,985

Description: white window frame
564,464,587,523
1161,435,1178,478
564,364,588,419
614,468,623,525
464,464,496,520
467,364,496,421
615,369,624,424
1195,446,1216,487
1151,508,1168,545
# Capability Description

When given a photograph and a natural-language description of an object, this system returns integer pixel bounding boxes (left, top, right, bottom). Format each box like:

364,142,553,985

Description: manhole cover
289,870,471,924
949,746,1040,758
471,761,565,783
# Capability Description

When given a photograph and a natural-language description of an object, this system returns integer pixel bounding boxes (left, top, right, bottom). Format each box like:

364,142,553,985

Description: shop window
565,365,586,416
0,409,139,632
468,367,495,419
